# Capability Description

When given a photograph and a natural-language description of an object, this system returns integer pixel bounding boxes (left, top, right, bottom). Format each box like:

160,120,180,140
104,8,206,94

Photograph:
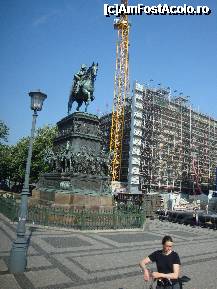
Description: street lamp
9,90,47,273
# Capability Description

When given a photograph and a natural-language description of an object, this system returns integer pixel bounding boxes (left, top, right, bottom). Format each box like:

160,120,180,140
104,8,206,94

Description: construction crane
110,0,130,182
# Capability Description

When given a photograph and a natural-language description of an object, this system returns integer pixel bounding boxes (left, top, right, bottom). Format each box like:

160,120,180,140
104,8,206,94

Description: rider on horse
73,64,87,94
68,62,98,114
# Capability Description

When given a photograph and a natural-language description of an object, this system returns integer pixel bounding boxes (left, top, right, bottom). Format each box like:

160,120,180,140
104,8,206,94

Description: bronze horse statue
68,62,98,114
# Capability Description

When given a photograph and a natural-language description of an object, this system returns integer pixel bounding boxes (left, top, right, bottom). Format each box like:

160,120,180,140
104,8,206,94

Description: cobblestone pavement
1,213,217,289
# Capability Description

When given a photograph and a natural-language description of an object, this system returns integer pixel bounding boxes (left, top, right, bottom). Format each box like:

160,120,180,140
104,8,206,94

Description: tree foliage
0,120,9,143
10,137,29,184
0,144,12,183
0,125,57,185
30,125,57,182
0,121,10,186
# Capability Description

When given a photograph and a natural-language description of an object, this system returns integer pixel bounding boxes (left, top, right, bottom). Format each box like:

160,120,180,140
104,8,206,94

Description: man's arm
139,257,152,281
152,264,180,280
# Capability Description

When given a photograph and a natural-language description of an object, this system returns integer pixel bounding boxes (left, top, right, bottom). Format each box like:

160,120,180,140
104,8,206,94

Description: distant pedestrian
193,208,199,226
195,211,199,226
139,235,181,289
205,204,208,214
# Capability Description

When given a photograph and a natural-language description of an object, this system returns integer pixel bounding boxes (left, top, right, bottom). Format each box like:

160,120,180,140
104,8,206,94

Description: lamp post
9,90,47,273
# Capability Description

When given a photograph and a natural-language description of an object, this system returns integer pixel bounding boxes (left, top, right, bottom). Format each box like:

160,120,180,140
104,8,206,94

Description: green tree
10,137,29,185
10,125,57,184
0,121,11,186
0,144,12,185
31,125,57,182
0,120,9,143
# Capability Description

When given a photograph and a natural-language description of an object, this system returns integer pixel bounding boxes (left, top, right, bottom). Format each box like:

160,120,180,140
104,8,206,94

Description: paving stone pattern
1,213,217,289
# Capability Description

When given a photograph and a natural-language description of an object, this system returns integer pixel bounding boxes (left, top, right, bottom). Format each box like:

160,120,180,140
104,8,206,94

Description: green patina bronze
39,112,112,196
68,62,98,114
34,63,112,199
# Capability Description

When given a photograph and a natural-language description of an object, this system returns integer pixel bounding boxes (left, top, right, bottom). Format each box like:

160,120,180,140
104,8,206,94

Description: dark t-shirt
148,250,181,281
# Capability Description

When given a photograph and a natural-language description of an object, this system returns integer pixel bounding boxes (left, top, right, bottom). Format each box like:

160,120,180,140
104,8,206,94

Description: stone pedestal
31,188,113,210
53,112,102,155
33,112,112,209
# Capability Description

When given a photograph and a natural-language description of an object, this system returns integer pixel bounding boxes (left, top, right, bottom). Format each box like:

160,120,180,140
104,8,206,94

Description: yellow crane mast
110,0,130,182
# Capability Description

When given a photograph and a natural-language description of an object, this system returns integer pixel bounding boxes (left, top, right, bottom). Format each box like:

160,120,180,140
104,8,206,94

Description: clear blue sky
1,0,217,144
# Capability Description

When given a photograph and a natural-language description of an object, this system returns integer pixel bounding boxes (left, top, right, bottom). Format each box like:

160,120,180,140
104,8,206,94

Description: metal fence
0,195,18,222
0,195,145,230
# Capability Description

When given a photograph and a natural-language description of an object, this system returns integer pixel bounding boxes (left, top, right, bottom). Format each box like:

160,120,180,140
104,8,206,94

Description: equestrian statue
68,62,98,114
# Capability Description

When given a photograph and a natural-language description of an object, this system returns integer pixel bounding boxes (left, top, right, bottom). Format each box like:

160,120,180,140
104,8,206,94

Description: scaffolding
100,82,217,195
139,83,217,195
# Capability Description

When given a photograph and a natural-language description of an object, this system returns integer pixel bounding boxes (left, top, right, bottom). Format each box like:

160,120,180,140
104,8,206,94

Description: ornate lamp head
29,90,47,111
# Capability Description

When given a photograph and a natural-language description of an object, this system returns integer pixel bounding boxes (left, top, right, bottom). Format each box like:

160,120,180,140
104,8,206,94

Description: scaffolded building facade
101,82,217,195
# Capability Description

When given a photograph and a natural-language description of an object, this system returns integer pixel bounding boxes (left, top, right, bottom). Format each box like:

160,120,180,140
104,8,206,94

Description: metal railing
0,195,145,230
0,195,18,222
